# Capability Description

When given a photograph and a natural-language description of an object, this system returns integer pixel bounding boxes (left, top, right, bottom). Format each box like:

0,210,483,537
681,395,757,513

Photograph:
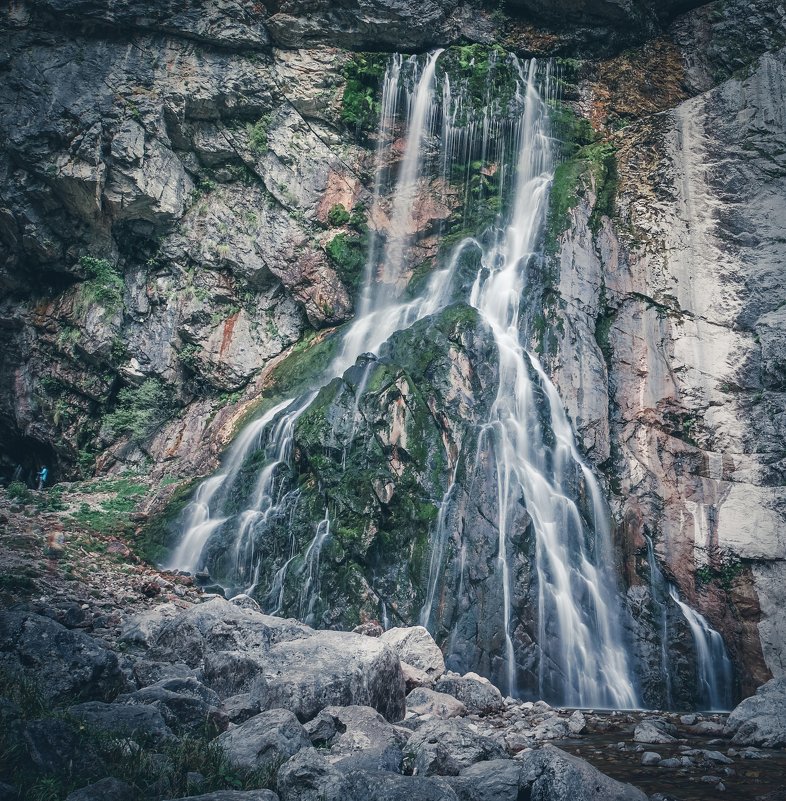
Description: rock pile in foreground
2,593,784,801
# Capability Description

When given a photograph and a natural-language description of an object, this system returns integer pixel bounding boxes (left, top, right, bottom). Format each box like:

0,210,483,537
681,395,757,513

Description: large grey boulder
68,701,174,742
445,748,648,801
262,629,406,723
303,705,407,772
126,598,406,722
404,718,506,776
216,708,310,773
0,612,126,705
724,678,786,747
433,673,504,715
380,627,446,685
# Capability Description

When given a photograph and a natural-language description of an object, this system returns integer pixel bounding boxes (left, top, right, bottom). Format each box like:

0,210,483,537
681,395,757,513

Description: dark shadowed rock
23,719,103,777
118,677,227,734
161,792,279,801
404,718,506,776
724,678,786,747
216,708,309,773
65,778,135,801
0,612,126,705
68,700,174,742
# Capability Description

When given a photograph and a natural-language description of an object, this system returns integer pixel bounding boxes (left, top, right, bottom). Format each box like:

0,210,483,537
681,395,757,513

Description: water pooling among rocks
166,50,732,710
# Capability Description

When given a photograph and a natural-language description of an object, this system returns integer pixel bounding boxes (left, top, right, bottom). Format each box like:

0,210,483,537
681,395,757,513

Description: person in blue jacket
37,465,48,491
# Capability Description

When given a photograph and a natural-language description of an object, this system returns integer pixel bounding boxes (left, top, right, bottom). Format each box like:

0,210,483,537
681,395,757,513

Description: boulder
128,598,405,722
633,719,677,744
132,659,196,687
303,705,407,772
65,778,134,801
380,627,445,684
724,678,786,747
433,673,504,715
68,701,174,742
446,748,648,801
262,630,405,722
404,718,507,776
641,751,661,765
118,677,227,734
22,719,103,777
161,793,279,801
202,650,269,705
216,708,310,773
533,716,570,741
275,748,350,801
406,687,467,719
0,612,126,705
275,747,459,801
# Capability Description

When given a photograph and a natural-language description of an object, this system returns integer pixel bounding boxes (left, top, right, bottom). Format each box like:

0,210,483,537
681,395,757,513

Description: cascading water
169,49,640,705
668,584,734,711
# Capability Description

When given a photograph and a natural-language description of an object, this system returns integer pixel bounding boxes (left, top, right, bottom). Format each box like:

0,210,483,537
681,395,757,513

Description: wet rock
680,714,698,726
64,778,134,801
633,719,677,744
724,678,786,747
406,687,467,719
68,701,174,742
216,708,310,773
0,612,126,705
447,746,648,801
659,758,681,768
404,718,507,776
641,751,661,765
380,627,446,685
433,673,504,715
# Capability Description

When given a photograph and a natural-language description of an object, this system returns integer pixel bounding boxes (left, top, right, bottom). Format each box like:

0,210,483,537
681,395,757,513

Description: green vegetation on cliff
342,53,388,131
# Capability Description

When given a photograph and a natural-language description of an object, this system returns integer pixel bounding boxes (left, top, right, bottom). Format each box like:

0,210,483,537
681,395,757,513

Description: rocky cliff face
1,0,784,706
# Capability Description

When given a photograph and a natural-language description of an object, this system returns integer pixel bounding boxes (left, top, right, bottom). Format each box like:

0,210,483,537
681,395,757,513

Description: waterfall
461,59,637,707
645,536,674,708
668,584,734,711
168,49,641,708
169,51,452,588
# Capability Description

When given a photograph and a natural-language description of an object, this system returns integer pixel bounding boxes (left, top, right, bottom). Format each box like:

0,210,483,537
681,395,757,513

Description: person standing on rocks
37,465,48,490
